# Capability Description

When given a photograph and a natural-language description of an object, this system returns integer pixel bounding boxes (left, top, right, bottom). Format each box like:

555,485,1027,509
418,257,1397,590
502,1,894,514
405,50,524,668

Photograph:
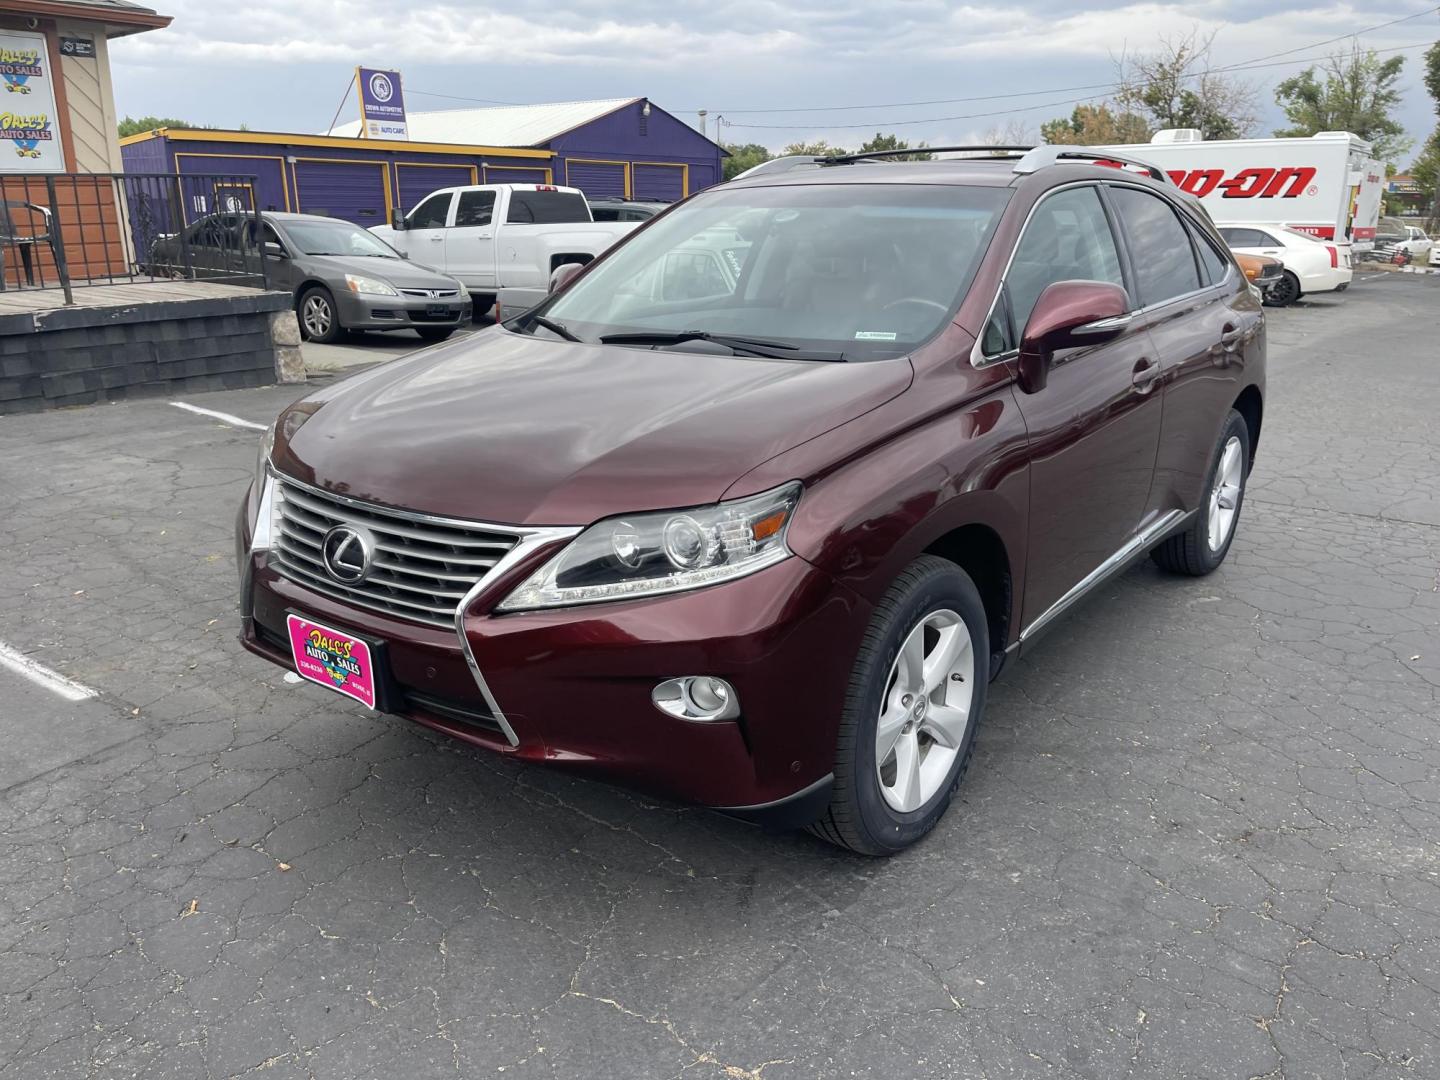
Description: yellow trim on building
632,160,689,198
564,157,632,198
120,127,553,160
173,152,293,211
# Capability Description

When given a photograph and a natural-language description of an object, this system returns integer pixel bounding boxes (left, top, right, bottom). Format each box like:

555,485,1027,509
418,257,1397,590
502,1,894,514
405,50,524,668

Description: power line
718,39,1438,131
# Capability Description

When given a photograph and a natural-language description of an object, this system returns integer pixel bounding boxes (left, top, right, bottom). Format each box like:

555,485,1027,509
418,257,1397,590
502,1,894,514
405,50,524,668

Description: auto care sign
0,31,64,172
356,67,408,140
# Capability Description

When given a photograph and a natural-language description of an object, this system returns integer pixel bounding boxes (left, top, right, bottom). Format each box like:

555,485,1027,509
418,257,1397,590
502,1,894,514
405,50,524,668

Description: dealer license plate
426,304,450,317
286,614,376,709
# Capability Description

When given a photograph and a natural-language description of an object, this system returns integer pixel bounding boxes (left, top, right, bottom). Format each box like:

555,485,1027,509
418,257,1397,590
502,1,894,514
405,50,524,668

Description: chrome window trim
970,178,1234,370
264,471,580,749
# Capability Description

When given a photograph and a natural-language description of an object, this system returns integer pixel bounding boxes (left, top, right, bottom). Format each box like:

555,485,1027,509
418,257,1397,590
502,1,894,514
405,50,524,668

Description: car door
256,220,303,294
443,189,498,289
1112,185,1261,523
400,191,453,268
990,183,1165,633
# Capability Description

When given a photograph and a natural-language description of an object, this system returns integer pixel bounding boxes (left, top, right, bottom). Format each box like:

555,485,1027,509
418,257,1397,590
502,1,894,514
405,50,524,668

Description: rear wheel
1150,409,1250,576
809,556,988,856
298,286,342,343
1264,270,1300,306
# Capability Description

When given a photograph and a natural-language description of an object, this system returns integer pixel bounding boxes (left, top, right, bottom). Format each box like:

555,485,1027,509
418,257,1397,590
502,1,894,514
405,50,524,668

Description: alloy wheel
1207,435,1244,551
874,609,975,813
302,295,332,339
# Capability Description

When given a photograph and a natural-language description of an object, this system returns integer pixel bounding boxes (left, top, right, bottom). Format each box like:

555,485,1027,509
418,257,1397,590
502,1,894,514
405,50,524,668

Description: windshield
530,183,1010,361
283,219,399,258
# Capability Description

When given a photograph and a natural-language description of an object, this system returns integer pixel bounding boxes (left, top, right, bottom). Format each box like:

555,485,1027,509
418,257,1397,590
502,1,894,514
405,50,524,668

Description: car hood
274,327,912,525
296,254,457,289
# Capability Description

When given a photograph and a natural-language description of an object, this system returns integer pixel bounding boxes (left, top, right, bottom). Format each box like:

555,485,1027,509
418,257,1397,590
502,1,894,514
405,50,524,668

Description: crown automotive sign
356,67,408,140
0,31,64,172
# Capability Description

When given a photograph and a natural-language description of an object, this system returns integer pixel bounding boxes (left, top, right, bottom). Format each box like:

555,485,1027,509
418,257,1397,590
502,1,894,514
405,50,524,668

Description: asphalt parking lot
1,273,1438,1079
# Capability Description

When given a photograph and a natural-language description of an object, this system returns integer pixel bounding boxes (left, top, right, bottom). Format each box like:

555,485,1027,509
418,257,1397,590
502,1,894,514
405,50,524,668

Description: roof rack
1011,145,1169,182
821,145,1034,164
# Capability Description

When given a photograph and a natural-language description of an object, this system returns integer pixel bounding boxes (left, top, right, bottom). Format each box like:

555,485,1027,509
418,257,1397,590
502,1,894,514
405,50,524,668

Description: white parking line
0,639,98,702
169,401,267,431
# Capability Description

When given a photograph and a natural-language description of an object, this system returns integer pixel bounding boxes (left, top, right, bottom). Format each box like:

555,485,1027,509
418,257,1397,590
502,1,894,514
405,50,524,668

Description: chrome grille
270,480,520,629
398,288,460,299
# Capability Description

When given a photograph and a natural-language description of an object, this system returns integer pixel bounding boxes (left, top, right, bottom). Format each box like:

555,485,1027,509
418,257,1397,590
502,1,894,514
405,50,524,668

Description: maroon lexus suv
237,146,1265,855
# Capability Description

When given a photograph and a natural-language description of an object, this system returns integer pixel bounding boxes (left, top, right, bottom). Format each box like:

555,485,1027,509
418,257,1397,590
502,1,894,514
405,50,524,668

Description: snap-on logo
1165,167,1319,199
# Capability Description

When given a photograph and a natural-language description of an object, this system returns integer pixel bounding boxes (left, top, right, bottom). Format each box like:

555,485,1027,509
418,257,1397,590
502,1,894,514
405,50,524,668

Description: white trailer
1102,130,1384,250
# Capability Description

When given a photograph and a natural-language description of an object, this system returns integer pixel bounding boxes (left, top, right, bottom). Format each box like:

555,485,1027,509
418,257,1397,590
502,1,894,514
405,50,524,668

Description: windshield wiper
598,330,839,360
530,315,582,342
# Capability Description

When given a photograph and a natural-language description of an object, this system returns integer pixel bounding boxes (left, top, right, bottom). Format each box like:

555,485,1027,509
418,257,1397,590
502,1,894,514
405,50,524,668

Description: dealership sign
356,67,408,140
0,31,64,172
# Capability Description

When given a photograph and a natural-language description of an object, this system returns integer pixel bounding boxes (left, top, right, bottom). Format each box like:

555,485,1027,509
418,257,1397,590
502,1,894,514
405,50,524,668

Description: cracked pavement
0,273,1437,1079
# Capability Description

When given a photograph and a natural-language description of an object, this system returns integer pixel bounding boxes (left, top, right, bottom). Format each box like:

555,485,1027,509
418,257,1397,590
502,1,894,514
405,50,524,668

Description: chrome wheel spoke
890,731,924,813
923,703,969,749
1207,435,1244,551
896,622,926,695
922,622,968,696
875,701,909,765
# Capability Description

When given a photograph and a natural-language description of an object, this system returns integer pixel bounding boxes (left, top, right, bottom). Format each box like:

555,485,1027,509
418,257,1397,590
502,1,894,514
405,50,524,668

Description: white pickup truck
369,184,642,311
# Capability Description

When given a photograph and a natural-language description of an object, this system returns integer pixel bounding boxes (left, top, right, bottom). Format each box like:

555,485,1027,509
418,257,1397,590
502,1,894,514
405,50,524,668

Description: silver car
150,212,471,344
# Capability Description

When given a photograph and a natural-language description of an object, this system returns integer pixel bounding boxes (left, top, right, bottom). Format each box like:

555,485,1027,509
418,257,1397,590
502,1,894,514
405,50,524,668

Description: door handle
1131,358,1161,390
1220,323,1244,352
428,235,444,242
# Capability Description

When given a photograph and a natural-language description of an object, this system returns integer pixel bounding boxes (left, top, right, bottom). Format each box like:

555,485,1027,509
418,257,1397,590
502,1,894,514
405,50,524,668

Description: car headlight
344,273,398,297
498,482,802,611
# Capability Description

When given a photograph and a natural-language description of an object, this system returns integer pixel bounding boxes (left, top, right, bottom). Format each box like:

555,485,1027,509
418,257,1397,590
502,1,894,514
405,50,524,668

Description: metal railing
0,171,269,304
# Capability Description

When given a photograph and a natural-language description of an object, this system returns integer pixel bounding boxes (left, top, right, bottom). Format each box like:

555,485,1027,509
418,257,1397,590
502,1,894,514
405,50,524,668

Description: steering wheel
882,297,949,315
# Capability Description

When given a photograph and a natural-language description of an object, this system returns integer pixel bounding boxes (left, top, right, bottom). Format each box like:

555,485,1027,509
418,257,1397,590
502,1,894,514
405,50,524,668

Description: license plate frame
286,613,379,709
425,303,450,318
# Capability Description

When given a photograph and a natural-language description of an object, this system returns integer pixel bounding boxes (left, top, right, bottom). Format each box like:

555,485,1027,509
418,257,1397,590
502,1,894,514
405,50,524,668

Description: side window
455,191,495,228
1188,222,1230,286
407,192,452,230
1006,185,1126,335
590,205,618,221
1220,227,1266,248
1108,187,1202,307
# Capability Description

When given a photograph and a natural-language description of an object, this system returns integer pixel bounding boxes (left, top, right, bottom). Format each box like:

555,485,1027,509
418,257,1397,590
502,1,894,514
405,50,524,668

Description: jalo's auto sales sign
0,30,64,172
356,67,408,140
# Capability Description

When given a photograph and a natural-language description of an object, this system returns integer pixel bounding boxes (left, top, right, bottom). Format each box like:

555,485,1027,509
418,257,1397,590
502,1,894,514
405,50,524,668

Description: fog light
652,676,740,721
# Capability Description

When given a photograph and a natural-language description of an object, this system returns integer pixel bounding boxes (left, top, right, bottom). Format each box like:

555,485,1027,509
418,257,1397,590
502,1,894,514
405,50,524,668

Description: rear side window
407,192,452,229
455,191,495,228
1109,187,1201,306
1006,185,1126,335
507,190,591,224
1188,222,1230,286
1219,227,1268,249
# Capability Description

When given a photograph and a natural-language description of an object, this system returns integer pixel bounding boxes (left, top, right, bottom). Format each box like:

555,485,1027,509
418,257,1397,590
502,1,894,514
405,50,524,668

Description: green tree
117,115,211,137
782,139,848,157
721,142,773,180
1115,29,1259,140
1040,104,1152,145
1274,45,1411,164
852,132,932,160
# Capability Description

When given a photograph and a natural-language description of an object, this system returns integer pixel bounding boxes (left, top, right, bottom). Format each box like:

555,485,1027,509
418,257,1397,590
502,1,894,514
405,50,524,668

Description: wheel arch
294,279,333,307
1232,384,1263,469
923,522,1013,679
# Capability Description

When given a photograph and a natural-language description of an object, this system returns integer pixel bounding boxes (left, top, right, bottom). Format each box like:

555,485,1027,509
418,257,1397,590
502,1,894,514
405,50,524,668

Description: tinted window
1188,222,1230,286
508,191,591,224
455,191,495,228
1007,186,1125,334
1109,187,1201,306
408,192,451,229
1219,227,1268,249
590,205,619,221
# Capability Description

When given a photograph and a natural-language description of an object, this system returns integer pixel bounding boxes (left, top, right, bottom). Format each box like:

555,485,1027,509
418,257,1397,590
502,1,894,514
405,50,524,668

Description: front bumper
236,493,869,820
335,291,471,331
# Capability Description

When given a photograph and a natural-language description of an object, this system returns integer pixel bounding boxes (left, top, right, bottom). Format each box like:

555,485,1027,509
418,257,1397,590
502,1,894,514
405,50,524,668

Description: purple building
120,97,726,228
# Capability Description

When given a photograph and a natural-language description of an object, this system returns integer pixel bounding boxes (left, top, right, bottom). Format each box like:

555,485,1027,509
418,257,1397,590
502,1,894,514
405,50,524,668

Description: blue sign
356,67,408,140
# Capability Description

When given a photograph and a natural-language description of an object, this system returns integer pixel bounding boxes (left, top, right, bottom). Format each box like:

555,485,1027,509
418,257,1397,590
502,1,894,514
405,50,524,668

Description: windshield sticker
854,331,898,341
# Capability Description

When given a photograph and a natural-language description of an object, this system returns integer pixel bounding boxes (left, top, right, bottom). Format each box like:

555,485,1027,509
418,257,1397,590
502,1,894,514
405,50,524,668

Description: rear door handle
428,235,444,242
1131,357,1161,390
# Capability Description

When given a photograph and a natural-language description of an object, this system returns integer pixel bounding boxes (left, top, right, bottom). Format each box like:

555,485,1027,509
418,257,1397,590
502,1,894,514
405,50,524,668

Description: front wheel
809,556,989,856
298,286,342,343
1263,270,1300,307
415,327,456,343
1150,409,1251,576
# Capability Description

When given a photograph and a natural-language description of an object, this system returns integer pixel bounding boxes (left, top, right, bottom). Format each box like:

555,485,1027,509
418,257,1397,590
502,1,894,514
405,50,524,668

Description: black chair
1,200,56,290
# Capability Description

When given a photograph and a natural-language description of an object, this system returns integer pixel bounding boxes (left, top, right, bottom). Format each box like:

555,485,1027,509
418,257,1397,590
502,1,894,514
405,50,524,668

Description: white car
1218,224,1352,306
1377,224,1432,262
1431,243,1440,268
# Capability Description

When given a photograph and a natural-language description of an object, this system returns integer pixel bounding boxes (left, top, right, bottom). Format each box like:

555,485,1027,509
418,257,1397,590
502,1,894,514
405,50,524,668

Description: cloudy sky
109,1,1440,162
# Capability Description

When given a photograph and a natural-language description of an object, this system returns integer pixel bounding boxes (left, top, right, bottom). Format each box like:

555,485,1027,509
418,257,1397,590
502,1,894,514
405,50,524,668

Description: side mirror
390,208,406,231
549,261,585,293
1016,280,1129,394
263,241,287,259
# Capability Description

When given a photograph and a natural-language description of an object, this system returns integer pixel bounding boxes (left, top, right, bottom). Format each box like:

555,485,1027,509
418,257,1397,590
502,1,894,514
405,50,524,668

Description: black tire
1151,409,1251,576
809,556,989,856
297,285,342,344
415,327,456,343
1263,270,1301,307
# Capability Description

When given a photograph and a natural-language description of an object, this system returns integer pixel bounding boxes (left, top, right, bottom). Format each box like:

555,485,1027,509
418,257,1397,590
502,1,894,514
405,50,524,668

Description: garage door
633,164,685,202
397,165,473,215
565,160,627,199
293,160,389,225
483,166,550,185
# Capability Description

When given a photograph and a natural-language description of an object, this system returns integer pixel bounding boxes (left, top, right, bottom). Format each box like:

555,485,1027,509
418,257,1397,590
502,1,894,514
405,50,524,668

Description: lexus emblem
321,525,372,584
